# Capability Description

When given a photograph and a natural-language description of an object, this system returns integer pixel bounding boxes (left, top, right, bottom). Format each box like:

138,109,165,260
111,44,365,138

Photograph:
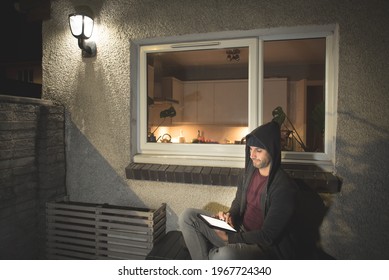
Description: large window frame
134,25,338,172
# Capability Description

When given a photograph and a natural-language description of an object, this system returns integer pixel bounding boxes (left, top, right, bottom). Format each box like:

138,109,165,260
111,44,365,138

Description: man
179,121,300,259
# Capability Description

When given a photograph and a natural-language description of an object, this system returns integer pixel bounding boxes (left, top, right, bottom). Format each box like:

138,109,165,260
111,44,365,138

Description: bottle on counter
179,130,185,143
197,130,205,143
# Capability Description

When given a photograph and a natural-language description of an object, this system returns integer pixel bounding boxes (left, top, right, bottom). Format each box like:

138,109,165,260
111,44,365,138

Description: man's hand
213,211,234,244
217,211,233,227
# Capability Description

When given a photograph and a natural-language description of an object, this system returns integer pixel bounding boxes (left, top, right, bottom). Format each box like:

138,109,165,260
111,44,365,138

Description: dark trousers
178,208,273,260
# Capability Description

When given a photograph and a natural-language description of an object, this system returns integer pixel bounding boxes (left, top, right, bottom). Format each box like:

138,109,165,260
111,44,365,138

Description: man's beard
252,158,271,169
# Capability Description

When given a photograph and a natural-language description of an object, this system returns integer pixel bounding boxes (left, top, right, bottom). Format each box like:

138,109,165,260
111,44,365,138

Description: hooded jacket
227,121,300,259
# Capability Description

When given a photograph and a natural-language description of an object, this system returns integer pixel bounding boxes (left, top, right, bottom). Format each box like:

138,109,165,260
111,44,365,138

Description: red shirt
242,170,268,231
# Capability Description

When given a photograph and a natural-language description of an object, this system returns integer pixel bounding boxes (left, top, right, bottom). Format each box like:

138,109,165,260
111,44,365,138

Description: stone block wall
0,95,66,259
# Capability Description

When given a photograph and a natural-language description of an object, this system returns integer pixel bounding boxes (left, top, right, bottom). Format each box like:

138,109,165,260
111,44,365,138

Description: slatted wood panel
46,201,166,260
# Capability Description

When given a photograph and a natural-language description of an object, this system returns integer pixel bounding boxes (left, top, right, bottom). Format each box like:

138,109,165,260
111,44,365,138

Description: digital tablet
198,214,237,232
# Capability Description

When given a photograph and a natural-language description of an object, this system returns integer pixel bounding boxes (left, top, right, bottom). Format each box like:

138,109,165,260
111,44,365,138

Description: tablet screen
198,214,237,232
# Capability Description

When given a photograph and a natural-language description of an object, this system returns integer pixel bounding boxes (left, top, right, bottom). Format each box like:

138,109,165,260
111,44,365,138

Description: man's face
249,146,271,170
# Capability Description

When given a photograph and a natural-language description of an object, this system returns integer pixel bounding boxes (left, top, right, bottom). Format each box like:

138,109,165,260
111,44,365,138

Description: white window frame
134,25,338,172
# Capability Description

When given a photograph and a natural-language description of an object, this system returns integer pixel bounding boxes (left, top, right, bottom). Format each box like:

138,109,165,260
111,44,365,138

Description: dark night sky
0,0,42,63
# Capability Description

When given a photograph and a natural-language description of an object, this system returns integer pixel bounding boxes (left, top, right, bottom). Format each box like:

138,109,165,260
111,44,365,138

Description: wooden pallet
46,200,166,260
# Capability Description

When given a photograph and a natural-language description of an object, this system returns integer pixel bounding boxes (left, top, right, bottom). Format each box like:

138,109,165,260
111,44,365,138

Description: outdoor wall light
68,13,96,57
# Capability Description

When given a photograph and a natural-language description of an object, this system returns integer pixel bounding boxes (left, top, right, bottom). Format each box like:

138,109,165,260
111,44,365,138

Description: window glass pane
263,38,326,152
146,47,249,145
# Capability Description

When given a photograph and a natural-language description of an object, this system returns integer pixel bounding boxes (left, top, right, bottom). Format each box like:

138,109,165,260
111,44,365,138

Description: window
135,26,338,171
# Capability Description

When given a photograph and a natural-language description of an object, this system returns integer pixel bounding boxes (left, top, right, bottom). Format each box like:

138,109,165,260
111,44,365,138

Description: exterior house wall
42,0,389,259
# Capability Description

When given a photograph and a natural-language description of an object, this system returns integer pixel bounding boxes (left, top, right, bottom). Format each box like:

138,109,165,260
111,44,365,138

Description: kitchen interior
147,38,326,152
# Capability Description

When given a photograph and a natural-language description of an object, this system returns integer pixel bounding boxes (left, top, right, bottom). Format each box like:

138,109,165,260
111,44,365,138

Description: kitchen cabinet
181,82,198,123
196,82,215,124
214,80,248,125
263,78,288,123
151,77,287,126
180,80,248,125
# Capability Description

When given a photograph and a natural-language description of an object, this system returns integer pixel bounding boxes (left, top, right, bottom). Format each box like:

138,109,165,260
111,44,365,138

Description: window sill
125,162,341,193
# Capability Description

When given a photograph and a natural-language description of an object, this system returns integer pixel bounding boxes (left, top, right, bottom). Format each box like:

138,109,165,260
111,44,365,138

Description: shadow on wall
65,118,147,209
203,202,230,213
323,111,389,259
292,181,333,259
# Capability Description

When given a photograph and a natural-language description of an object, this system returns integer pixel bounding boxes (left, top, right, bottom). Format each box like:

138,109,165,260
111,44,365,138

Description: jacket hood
245,121,281,185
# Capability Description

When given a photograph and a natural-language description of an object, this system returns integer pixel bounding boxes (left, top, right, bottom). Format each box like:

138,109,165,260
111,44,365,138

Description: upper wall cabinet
178,78,288,126
214,80,248,125
179,79,248,125
263,78,288,123
149,77,288,127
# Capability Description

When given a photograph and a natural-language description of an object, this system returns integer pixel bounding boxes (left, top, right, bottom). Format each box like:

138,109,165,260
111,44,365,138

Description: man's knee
178,208,198,228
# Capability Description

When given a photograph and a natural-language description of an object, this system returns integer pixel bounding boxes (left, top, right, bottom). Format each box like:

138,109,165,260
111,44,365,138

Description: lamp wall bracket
78,38,96,57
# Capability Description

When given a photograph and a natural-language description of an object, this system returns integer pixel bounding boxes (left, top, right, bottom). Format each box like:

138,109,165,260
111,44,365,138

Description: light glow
69,14,94,39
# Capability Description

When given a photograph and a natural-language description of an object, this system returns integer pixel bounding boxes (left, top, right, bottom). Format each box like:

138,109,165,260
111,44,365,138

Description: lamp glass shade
69,15,83,37
69,14,94,39
83,16,94,38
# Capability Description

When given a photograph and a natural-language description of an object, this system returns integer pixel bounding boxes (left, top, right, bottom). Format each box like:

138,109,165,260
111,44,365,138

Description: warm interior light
68,13,96,57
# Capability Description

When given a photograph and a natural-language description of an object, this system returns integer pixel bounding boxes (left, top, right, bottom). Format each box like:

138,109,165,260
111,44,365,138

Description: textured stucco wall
42,0,389,259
